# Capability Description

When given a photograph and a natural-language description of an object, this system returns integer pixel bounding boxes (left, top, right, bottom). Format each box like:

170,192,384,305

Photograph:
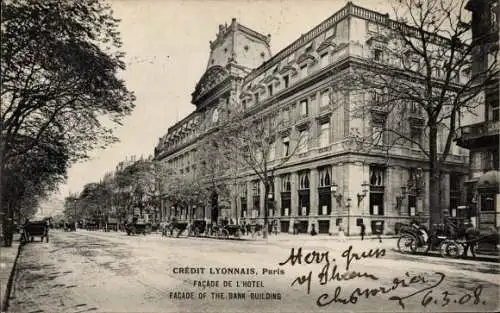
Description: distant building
155,3,469,235
456,0,499,230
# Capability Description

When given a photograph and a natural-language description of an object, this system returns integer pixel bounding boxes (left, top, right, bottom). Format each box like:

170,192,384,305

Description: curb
1,241,22,313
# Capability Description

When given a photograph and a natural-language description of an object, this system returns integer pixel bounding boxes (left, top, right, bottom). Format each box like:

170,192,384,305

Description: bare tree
339,0,498,226
215,106,310,238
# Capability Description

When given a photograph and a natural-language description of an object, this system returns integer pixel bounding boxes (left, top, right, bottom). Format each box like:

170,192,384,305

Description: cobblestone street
7,230,499,313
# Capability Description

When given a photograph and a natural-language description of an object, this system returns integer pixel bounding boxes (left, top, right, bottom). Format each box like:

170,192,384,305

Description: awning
476,170,500,190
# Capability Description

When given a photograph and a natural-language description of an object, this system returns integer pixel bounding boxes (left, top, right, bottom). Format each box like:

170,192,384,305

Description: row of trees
1,0,135,245
68,0,496,239
62,156,212,226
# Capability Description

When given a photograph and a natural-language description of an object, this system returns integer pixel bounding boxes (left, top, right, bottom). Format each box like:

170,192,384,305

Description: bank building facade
154,2,470,235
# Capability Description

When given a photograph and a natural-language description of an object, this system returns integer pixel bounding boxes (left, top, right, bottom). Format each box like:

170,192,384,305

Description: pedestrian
310,224,317,236
338,224,347,242
360,222,366,241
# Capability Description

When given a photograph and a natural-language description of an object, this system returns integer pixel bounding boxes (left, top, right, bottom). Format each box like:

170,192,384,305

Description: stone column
274,178,281,230
345,161,366,236
440,172,451,218
289,171,299,233
309,168,319,233
260,180,265,223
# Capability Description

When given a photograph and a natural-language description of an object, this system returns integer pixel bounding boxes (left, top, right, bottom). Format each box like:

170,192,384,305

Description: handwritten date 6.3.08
419,285,485,308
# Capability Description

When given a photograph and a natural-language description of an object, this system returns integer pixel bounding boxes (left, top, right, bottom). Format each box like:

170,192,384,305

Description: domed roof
477,170,500,189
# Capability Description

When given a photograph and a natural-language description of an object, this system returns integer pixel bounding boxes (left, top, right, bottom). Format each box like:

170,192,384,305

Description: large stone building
456,0,499,230
155,2,470,235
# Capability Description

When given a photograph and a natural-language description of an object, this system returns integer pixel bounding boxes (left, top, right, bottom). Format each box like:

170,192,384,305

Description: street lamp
346,197,352,236
357,181,370,207
330,182,343,206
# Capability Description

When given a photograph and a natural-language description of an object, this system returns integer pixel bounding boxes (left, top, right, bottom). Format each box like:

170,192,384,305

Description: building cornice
243,2,454,85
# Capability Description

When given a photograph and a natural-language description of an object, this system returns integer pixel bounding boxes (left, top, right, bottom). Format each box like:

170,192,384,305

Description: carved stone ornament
193,65,229,101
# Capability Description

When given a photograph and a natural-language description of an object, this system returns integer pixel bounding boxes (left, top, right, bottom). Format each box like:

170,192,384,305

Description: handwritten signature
279,246,486,308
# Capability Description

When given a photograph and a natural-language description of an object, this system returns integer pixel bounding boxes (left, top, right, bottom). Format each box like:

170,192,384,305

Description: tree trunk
428,124,443,228
263,181,269,239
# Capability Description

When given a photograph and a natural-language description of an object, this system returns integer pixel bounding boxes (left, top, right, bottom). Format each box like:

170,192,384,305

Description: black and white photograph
0,0,499,312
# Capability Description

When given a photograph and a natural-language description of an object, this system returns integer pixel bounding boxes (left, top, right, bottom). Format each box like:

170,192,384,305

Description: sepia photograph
0,0,499,312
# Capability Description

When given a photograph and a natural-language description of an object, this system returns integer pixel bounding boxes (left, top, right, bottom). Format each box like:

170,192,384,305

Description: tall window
268,84,273,97
373,49,383,62
488,97,499,121
254,92,260,105
283,108,290,123
372,122,386,145
298,129,309,153
281,174,291,216
319,122,330,148
268,140,275,161
410,127,422,149
320,89,330,108
240,183,247,218
252,180,260,217
283,75,290,88
298,171,310,216
282,136,290,157
318,167,332,216
369,166,385,215
300,99,309,117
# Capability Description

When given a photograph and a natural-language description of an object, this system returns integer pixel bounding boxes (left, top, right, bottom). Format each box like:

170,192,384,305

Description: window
481,194,496,212
410,127,422,149
298,130,309,153
369,166,385,216
268,84,273,97
283,75,290,88
372,123,385,145
373,49,383,62
252,180,260,217
318,167,331,187
254,92,260,105
320,53,329,68
281,174,291,192
281,174,291,216
268,141,275,161
319,122,330,148
300,64,308,78
300,99,309,117
320,90,330,107
298,171,310,216
282,136,290,157
283,108,290,123
318,167,332,216
242,99,247,110
488,98,499,121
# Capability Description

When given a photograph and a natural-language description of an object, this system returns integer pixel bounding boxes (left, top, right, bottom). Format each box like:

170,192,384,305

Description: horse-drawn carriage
397,218,499,258
209,223,243,239
162,219,189,237
21,221,49,243
125,219,152,235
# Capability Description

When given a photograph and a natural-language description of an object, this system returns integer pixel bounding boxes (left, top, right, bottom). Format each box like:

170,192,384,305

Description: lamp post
346,197,352,236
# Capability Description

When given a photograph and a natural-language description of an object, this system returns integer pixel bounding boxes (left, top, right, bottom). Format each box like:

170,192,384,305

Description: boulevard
7,230,499,313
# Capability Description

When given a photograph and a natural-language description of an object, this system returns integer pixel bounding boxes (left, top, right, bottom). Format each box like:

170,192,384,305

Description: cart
21,221,49,243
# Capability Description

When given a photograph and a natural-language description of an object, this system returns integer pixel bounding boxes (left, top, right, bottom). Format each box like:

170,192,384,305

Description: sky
55,0,391,201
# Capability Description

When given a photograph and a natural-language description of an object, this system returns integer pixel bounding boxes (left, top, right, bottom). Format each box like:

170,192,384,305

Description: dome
477,170,500,190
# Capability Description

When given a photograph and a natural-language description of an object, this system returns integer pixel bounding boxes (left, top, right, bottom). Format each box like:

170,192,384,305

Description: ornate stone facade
155,3,470,235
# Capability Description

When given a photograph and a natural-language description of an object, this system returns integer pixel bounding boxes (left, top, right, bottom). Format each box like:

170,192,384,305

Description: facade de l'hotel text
154,2,476,236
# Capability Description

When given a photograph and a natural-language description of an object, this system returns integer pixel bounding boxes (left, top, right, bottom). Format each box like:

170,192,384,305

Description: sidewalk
0,234,21,313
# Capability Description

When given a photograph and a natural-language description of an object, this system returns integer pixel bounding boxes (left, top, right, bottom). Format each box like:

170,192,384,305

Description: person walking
360,222,366,241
